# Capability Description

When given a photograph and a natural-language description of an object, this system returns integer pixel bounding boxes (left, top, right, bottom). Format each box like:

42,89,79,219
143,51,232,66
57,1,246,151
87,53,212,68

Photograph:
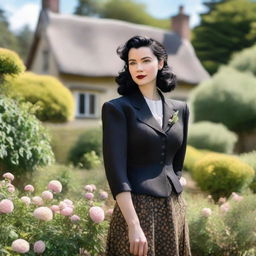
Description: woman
101,35,191,256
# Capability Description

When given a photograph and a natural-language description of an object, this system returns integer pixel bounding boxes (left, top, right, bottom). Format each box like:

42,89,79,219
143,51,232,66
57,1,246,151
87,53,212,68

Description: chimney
171,5,190,40
42,0,59,13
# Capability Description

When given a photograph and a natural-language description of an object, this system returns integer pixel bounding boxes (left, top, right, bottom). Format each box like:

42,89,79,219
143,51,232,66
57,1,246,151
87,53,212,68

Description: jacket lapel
128,88,176,135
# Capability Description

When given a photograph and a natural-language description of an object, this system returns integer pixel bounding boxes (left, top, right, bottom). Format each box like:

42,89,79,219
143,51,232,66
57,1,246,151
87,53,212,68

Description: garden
0,41,256,255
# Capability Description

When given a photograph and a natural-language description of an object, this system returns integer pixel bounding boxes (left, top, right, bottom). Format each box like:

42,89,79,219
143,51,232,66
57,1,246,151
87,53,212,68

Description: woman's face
128,46,164,88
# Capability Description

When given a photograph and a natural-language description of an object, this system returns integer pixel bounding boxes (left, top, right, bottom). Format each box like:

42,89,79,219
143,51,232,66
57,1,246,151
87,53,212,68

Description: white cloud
7,3,40,33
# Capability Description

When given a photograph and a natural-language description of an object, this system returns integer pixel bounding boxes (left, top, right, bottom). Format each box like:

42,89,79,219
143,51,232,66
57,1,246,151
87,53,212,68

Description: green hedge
188,121,238,153
6,72,74,122
190,66,256,133
192,153,254,200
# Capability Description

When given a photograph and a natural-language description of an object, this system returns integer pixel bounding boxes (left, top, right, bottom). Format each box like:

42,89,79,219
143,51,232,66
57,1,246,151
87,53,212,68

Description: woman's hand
128,224,148,256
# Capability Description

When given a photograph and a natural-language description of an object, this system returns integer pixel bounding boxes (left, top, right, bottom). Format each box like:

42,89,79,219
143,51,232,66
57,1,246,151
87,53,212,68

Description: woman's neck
138,85,160,100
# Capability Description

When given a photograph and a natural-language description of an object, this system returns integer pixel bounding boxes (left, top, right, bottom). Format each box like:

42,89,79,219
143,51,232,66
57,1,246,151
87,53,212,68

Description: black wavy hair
115,35,177,95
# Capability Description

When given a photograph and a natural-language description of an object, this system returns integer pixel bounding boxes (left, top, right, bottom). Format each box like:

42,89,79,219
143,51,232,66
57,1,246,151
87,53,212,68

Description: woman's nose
136,63,143,71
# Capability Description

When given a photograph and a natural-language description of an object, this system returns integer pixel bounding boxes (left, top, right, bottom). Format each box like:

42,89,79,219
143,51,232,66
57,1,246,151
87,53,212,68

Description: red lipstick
136,75,146,79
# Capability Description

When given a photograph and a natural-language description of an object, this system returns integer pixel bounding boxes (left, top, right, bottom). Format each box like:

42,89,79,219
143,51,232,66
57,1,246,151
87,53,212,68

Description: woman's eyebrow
128,56,152,61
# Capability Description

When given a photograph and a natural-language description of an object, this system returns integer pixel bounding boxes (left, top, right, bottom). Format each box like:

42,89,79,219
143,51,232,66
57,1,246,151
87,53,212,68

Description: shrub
6,72,74,122
188,121,238,153
0,48,25,76
0,96,55,176
229,44,256,76
187,192,256,256
239,150,256,192
68,128,102,168
192,153,254,201
79,150,101,170
190,66,256,132
184,145,205,173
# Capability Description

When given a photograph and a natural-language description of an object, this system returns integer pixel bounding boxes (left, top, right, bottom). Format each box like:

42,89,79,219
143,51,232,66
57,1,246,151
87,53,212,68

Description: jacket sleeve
101,101,132,200
173,102,190,179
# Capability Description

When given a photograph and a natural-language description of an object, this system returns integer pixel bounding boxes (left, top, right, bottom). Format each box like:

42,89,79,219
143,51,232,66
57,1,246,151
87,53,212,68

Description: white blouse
143,96,163,128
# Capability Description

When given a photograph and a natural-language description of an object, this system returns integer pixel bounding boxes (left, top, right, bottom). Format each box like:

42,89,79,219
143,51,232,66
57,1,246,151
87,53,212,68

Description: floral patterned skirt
104,190,192,256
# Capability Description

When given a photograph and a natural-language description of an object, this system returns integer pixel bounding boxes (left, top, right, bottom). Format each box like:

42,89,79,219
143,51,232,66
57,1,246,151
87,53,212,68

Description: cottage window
76,92,97,117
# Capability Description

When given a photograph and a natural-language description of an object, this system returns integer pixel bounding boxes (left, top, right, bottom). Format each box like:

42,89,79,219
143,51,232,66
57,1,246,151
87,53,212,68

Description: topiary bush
192,153,254,201
0,48,25,76
188,121,238,153
229,44,256,76
239,150,256,193
190,66,256,133
0,95,55,176
5,72,74,122
184,145,208,173
68,128,102,168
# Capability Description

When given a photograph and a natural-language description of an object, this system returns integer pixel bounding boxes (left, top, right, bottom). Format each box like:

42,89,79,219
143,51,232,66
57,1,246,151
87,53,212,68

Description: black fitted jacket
101,88,189,200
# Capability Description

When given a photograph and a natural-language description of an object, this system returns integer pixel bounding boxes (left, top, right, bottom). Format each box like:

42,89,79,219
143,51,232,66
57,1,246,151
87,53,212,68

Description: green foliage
187,192,256,255
0,48,25,76
6,72,75,122
79,150,101,170
0,96,55,175
192,0,256,74
229,44,256,76
192,153,254,200
0,175,110,255
239,150,256,192
68,128,102,168
188,121,238,153
184,145,210,173
190,66,256,133
74,0,170,29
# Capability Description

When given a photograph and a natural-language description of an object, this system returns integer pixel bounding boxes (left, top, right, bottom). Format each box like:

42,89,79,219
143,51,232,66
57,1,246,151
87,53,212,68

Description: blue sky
0,0,207,33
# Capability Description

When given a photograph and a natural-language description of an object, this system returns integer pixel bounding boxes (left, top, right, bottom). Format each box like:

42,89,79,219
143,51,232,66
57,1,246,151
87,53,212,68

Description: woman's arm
173,102,190,179
116,192,148,256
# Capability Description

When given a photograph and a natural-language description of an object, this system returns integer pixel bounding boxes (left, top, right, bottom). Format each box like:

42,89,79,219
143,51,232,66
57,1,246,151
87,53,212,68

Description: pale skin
116,46,164,256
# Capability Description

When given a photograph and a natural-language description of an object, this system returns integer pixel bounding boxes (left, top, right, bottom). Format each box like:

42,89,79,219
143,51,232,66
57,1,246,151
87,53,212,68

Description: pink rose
32,196,44,206
63,199,74,207
3,172,14,181
41,191,53,201
12,239,30,253
84,185,93,192
48,180,62,193
89,206,105,223
220,202,230,213
70,214,80,222
20,196,31,205
7,184,15,193
33,207,53,221
106,208,113,215
33,240,46,254
231,192,243,202
0,199,14,213
201,207,212,217
51,205,60,213
24,184,35,192
99,191,108,200
60,207,73,216
84,192,94,200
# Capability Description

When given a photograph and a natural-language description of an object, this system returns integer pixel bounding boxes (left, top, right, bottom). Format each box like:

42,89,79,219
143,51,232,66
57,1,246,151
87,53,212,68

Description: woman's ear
158,59,164,70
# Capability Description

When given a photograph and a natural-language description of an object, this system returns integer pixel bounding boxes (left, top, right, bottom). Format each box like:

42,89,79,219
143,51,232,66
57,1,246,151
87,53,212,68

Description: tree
192,0,256,75
0,8,19,54
74,0,170,30
15,25,33,62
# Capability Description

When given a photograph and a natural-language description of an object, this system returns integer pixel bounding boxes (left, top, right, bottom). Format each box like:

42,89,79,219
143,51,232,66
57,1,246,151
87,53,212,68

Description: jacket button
160,161,164,164
161,145,165,149
161,152,164,156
